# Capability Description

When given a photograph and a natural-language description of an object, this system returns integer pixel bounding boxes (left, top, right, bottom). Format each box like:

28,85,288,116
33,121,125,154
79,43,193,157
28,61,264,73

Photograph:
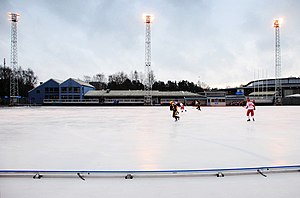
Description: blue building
28,78,95,105
28,79,62,104
59,78,95,100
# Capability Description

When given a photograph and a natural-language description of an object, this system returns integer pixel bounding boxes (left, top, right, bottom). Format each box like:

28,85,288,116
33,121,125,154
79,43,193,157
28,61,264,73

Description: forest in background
0,65,37,98
85,71,206,93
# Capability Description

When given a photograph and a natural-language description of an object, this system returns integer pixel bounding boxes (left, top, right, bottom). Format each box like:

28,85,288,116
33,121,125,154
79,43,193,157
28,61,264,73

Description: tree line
83,70,206,93
0,65,208,104
0,64,37,103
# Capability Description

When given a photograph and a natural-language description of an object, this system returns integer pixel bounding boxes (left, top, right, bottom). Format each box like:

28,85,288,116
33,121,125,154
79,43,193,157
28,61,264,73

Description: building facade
84,90,202,105
28,79,62,104
222,77,300,105
28,78,95,105
59,78,95,100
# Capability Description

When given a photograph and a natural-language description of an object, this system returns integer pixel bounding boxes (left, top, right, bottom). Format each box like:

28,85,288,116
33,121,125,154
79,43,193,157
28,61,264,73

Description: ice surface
1,106,300,197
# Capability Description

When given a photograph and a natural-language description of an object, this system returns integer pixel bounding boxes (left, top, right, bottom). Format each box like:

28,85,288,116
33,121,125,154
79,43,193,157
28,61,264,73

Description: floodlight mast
144,15,153,105
8,12,20,105
273,18,282,105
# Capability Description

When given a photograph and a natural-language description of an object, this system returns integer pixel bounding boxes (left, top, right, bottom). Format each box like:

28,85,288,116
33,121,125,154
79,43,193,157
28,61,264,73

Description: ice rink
0,106,300,197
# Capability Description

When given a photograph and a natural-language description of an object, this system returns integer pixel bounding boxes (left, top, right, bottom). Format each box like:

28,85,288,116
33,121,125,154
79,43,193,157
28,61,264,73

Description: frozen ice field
0,106,300,198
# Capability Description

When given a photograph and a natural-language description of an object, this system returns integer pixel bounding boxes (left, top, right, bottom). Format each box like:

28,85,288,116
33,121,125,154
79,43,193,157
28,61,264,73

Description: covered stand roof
85,90,200,97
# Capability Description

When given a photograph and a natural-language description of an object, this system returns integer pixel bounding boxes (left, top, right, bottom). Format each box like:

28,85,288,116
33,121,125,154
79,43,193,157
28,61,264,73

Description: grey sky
1,0,300,88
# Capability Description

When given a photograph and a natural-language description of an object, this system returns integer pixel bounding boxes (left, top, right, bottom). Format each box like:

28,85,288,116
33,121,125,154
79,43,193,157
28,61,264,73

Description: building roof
69,78,95,88
286,94,300,98
244,77,300,88
28,78,62,93
28,78,94,94
52,79,64,84
85,90,200,97
249,91,276,96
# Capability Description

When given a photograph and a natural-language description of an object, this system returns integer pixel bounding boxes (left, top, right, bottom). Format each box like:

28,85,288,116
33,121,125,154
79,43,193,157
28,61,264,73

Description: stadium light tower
143,14,153,105
273,18,283,105
8,12,20,105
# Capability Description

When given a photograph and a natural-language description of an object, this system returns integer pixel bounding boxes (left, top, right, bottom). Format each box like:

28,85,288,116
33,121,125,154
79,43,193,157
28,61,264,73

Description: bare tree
108,71,128,84
148,70,155,86
83,75,91,83
200,82,210,90
130,70,139,82
92,73,106,83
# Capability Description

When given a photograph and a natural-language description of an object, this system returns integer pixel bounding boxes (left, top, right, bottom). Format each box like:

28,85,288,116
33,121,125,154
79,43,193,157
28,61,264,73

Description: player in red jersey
245,98,256,121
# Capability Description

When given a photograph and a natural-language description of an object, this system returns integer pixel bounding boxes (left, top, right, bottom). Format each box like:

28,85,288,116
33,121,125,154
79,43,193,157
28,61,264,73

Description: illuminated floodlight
273,18,283,28
143,14,154,23
8,12,20,22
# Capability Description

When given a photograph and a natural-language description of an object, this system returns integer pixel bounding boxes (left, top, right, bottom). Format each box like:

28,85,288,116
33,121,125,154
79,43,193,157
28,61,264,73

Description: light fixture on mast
143,14,154,105
8,12,20,105
273,18,283,105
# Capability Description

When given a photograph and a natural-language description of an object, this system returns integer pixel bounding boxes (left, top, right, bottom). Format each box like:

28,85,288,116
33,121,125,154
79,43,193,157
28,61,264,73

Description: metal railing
0,164,299,180
43,99,99,104
104,99,144,104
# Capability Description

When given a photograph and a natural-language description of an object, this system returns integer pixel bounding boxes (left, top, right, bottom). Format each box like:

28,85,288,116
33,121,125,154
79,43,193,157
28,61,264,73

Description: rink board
1,164,300,179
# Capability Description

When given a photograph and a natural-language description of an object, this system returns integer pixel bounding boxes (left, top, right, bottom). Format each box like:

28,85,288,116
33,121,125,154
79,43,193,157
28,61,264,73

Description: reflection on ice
1,106,300,170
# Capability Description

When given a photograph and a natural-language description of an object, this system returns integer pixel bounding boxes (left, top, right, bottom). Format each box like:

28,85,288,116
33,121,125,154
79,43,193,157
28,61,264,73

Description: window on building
289,79,300,84
74,87,80,93
68,87,73,93
61,87,67,93
267,80,275,85
45,87,49,93
49,88,54,93
54,88,59,93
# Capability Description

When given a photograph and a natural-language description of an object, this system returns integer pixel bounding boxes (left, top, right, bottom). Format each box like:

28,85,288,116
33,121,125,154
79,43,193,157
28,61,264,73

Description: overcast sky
1,0,300,88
